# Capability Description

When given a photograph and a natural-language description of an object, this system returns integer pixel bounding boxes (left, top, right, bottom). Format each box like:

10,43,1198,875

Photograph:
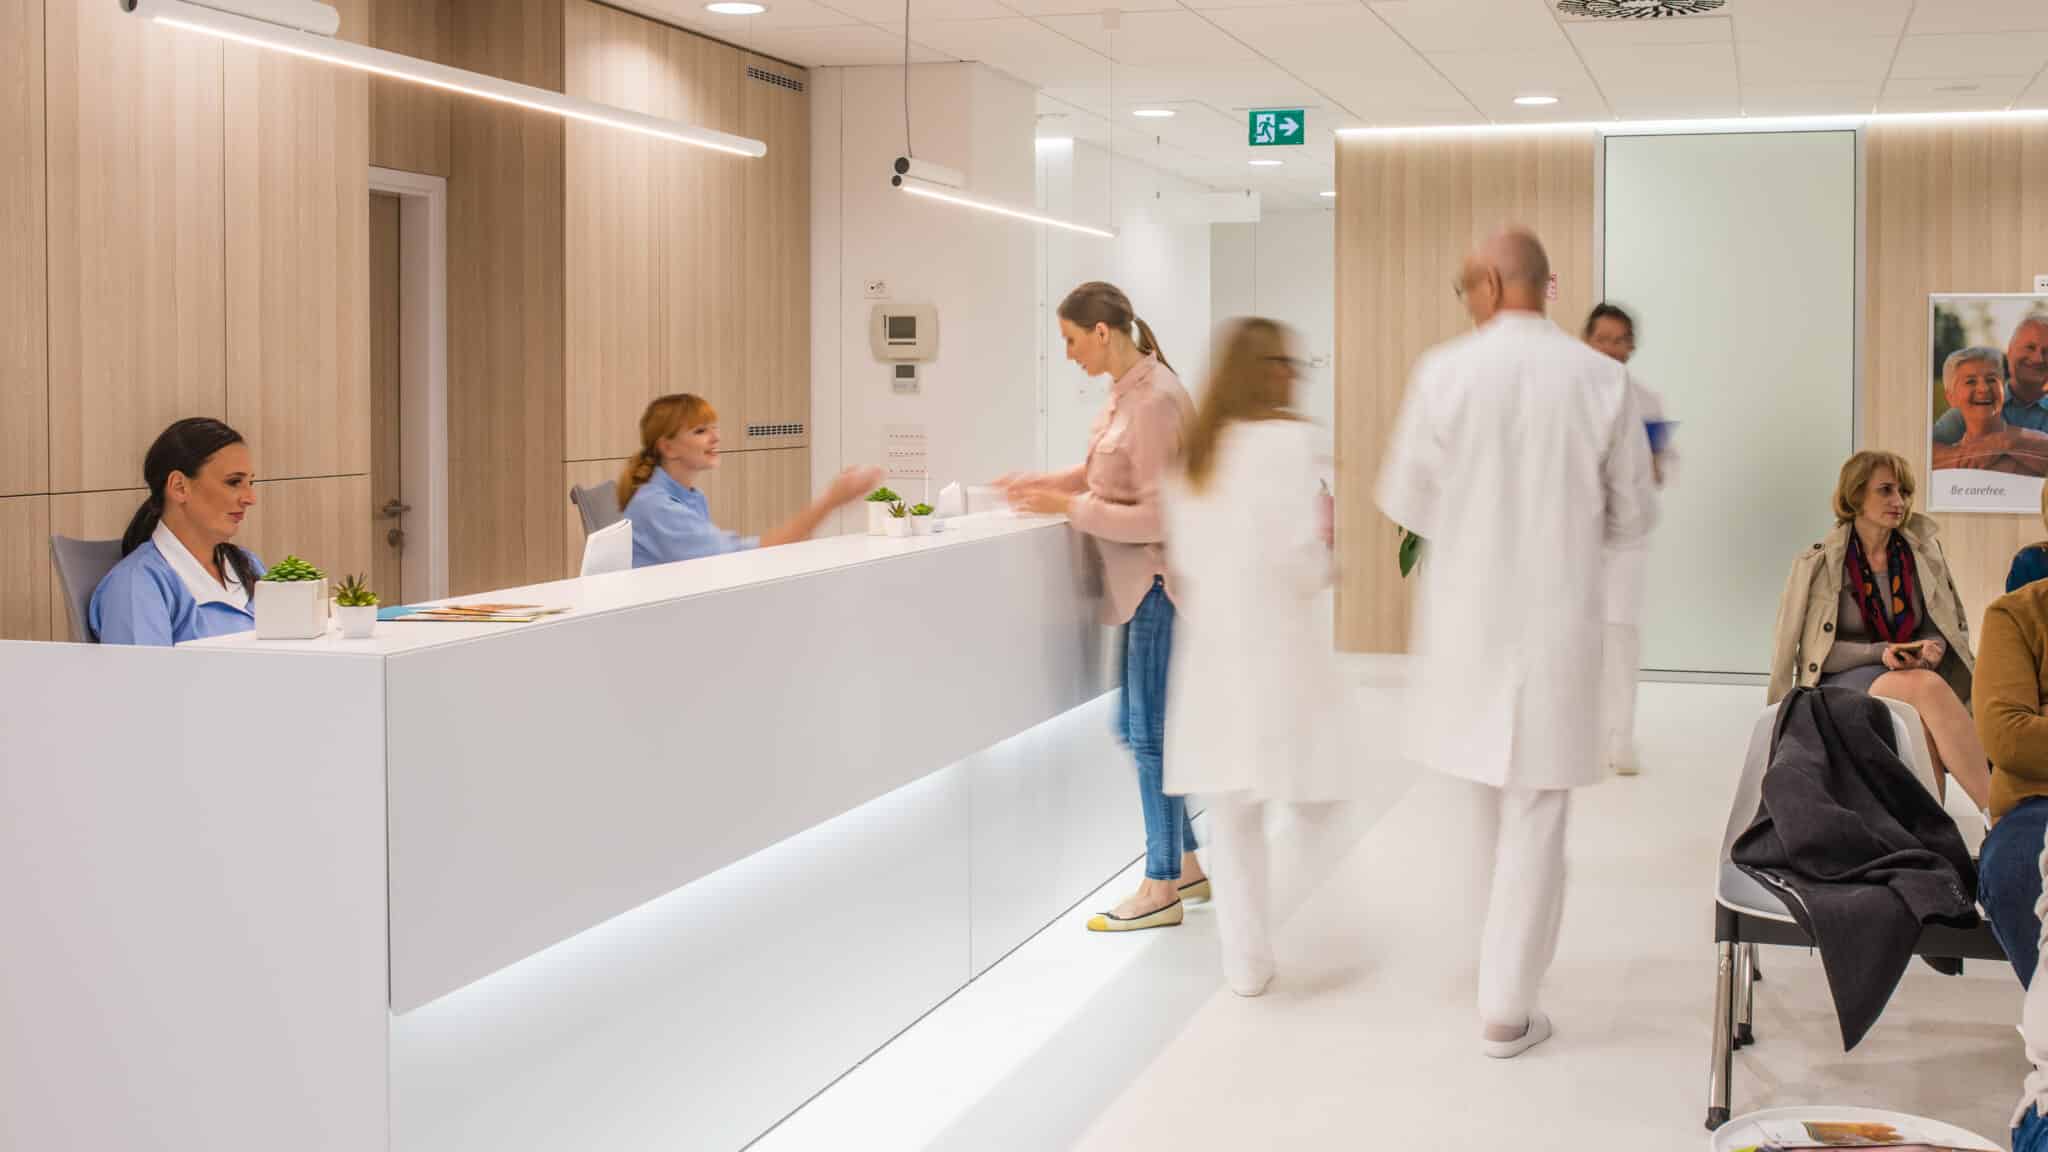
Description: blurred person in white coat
1584,302,1673,776
1377,229,1657,1058
1164,318,1352,998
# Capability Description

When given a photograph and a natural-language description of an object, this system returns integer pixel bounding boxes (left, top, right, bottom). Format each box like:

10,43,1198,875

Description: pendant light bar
895,175,1116,240
123,0,769,159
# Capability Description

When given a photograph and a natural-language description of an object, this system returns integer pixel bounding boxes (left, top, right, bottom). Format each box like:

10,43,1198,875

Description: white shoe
1482,1012,1554,1059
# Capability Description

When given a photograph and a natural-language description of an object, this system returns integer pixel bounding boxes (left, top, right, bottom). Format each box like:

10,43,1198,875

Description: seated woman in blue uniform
618,393,880,568
90,417,265,646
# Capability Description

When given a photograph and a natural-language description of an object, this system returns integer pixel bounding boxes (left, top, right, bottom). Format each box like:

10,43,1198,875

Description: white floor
750,677,2029,1152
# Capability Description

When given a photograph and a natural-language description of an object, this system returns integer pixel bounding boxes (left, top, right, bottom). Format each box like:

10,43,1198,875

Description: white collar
153,521,249,610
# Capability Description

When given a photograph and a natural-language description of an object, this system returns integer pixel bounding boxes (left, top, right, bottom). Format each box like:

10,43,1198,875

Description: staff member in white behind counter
618,393,879,568
90,417,266,646
1583,302,1672,776
1002,281,1208,933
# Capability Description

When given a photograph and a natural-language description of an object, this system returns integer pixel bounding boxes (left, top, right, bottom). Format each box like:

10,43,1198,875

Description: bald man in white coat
1377,229,1658,1059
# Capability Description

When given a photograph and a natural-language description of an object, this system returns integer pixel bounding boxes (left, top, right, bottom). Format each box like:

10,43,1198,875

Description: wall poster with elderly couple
1927,293,2048,513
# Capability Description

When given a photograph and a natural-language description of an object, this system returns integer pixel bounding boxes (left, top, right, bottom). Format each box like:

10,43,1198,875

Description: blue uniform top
622,466,759,568
89,523,265,646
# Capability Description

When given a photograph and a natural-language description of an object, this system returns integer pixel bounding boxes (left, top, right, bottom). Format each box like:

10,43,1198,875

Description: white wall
1036,140,1215,471
811,64,1040,528
1211,207,1336,426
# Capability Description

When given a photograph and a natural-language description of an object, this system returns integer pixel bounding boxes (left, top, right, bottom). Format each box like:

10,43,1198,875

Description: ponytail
1132,316,1172,374
619,393,719,508
616,448,660,509
121,494,164,558
1058,281,1169,373
126,419,256,588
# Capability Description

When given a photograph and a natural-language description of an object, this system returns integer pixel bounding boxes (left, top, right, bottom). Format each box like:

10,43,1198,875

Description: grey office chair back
570,481,623,536
50,536,124,643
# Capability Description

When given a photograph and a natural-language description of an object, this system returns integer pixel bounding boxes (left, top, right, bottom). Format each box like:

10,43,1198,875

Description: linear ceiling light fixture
123,0,769,158
1338,107,2048,140
885,0,1111,239
892,158,1115,239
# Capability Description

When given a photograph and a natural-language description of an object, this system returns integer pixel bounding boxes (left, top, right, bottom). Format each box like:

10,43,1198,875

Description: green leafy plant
1397,529,1424,579
261,555,325,583
866,487,902,504
887,501,910,519
909,503,934,517
334,574,379,608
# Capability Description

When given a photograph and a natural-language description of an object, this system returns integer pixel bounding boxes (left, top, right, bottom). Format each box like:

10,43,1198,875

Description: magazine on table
1732,1116,1980,1150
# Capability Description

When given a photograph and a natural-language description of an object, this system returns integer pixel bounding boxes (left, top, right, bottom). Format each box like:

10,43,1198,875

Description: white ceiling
614,0,2048,207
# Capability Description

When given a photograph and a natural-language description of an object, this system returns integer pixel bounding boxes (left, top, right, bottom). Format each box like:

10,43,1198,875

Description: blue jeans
1982,797,2048,987
1121,578,1197,882
2019,1105,2048,1152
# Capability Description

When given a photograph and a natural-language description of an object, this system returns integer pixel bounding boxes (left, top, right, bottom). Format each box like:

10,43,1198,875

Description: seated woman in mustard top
90,417,266,646
618,393,879,568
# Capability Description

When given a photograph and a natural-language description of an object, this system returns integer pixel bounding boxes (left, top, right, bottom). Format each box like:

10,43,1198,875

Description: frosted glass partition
1603,130,1857,676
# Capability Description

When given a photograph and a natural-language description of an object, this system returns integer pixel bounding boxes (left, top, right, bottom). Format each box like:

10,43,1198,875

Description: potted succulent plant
334,573,380,639
254,554,329,639
865,486,902,536
909,502,938,535
884,501,915,538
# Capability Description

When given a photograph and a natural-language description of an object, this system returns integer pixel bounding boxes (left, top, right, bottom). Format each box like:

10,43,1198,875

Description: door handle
380,499,411,520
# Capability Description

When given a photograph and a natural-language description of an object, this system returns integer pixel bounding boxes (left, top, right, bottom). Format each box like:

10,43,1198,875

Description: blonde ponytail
618,393,719,508
1132,316,1172,374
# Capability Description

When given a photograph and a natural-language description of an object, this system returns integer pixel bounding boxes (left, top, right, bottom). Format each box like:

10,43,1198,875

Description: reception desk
0,515,1141,1151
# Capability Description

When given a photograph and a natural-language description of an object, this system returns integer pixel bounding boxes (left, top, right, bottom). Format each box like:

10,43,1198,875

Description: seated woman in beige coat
1770,450,1988,808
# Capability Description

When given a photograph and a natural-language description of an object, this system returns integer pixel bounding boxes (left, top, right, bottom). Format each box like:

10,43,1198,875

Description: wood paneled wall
4,0,377,641
446,0,568,596
2,0,813,635
1332,131,1598,653
1867,122,2048,635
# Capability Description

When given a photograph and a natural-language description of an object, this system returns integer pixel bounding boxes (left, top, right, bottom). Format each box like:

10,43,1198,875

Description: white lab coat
1163,419,1356,802
1377,312,1658,791
1601,374,1668,626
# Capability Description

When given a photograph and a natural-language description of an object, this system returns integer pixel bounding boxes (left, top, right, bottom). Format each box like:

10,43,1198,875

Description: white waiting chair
1705,695,2003,1131
580,518,634,578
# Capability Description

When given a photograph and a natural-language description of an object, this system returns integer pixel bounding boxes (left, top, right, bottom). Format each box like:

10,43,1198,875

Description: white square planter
336,605,378,640
255,578,329,639
883,517,914,539
866,503,892,536
911,516,936,536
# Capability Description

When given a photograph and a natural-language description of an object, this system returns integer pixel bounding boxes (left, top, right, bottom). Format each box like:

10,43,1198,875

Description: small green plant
909,503,934,517
887,501,910,519
262,555,325,583
1397,528,1424,579
866,487,902,504
334,574,379,608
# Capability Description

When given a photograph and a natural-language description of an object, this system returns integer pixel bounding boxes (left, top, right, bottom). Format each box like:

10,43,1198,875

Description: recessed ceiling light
1513,94,1559,106
1248,158,1283,167
1133,108,1176,119
705,2,766,13
1320,190,1336,198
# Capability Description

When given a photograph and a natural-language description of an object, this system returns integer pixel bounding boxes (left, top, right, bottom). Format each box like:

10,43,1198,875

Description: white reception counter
0,514,1141,1151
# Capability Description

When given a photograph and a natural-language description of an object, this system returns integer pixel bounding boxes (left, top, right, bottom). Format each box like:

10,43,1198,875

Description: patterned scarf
1844,528,1920,644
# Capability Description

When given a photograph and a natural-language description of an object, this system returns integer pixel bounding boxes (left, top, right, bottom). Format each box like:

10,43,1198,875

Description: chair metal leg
1707,941,1735,1130
1734,943,1757,1049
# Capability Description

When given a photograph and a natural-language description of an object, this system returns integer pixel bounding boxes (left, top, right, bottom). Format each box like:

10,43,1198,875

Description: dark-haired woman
89,418,266,646
1001,281,1206,932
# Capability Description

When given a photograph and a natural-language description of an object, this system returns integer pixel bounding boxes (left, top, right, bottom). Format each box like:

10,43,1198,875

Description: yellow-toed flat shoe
1086,900,1185,932
1178,878,1212,903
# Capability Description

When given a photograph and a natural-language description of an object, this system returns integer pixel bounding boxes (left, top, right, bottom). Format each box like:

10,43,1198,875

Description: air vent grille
747,67,805,93
1556,0,1725,18
748,422,805,438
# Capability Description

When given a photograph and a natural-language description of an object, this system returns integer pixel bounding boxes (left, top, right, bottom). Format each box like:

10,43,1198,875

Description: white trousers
1600,621,1641,769
1204,796,1354,994
1457,781,1572,1028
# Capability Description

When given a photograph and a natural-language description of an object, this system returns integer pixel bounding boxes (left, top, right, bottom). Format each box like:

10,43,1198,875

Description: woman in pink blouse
1005,282,1205,933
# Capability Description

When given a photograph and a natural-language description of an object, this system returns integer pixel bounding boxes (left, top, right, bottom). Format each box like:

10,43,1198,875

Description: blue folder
1645,419,1677,455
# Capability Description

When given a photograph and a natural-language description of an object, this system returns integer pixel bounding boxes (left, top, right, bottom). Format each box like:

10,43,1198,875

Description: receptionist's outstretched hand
827,466,885,507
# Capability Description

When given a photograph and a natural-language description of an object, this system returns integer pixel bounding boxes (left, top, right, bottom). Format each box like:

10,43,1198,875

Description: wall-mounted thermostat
870,302,939,362
891,363,920,395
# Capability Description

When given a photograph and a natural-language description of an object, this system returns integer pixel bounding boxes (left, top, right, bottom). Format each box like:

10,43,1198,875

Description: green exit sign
1249,109,1304,147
